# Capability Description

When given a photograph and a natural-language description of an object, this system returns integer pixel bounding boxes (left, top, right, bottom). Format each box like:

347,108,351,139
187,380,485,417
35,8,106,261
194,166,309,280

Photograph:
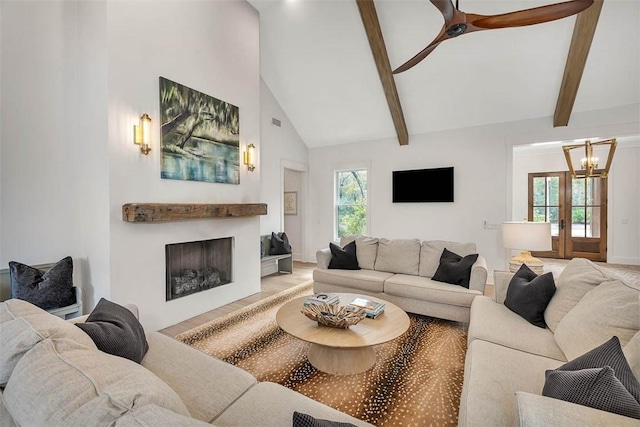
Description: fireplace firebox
165,237,233,301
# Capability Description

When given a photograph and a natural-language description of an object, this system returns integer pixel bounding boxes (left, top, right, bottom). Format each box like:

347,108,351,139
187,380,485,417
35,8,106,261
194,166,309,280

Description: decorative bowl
301,303,366,329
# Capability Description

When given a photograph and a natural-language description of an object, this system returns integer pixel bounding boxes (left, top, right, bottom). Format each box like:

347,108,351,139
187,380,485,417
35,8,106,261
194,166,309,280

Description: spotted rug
176,281,468,426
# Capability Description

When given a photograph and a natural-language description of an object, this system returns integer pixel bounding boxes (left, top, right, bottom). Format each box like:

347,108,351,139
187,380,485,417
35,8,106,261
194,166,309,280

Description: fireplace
165,237,233,301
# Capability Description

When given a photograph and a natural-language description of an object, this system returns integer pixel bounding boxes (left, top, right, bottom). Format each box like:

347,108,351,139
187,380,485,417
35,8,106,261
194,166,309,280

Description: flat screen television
392,167,454,203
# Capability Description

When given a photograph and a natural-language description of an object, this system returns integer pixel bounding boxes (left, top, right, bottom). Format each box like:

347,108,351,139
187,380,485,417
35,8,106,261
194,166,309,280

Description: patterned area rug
176,281,468,426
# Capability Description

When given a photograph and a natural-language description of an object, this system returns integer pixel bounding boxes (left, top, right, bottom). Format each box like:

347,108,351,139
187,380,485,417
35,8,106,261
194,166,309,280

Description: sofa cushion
544,258,610,332
328,242,360,270
9,256,76,310
504,265,556,328
76,298,149,363
419,240,476,278
542,366,640,419
431,249,478,289
467,296,566,361
554,278,639,360
0,299,96,386
3,338,189,426
515,391,640,427
313,268,393,293
624,331,640,381
458,340,563,427
212,382,372,427
340,235,379,270
113,404,212,426
142,332,257,423
384,274,481,308
374,238,421,275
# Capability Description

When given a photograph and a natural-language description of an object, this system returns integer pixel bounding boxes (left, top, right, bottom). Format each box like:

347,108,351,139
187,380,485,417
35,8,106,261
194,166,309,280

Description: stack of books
346,297,385,319
303,293,340,306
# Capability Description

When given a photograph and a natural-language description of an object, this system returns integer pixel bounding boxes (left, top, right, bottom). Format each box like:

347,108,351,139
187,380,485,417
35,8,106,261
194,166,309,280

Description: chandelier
562,138,617,178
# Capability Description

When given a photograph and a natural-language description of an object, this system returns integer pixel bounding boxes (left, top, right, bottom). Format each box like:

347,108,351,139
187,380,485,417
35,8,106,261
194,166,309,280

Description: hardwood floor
160,261,315,337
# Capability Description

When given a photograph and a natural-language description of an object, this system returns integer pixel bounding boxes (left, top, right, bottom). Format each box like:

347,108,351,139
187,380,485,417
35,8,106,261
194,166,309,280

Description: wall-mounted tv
392,167,454,203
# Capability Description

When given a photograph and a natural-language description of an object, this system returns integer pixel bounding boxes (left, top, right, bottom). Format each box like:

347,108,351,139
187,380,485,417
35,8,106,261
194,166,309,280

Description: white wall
105,1,261,330
259,79,308,257
308,104,640,274
1,1,262,331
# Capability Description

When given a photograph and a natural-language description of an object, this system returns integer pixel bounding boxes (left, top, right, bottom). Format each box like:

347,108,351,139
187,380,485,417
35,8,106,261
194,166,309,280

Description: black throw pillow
551,336,640,404
543,367,640,419
292,411,357,427
328,241,360,270
504,264,556,328
431,248,478,288
270,232,292,255
76,298,149,364
9,256,76,310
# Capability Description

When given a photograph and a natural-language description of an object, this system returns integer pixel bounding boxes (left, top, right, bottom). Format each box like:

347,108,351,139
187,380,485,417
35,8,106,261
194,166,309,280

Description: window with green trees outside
335,169,368,240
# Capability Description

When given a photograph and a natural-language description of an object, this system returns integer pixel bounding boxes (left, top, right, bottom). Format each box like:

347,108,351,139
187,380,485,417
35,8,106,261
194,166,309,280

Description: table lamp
502,221,552,274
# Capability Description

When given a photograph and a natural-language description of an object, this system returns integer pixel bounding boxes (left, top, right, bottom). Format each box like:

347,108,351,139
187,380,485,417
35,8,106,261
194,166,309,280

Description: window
335,169,368,240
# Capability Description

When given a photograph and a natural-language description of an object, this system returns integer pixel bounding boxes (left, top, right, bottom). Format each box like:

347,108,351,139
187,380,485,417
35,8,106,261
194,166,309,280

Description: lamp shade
502,222,551,251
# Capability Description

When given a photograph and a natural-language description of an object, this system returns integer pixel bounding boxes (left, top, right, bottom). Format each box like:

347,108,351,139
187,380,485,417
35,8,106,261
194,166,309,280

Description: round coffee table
276,293,410,375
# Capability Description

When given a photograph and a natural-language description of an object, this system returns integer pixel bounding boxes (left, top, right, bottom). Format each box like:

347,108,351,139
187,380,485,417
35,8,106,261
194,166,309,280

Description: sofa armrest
515,392,639,427
494,270,515,304
469,255,488,294
315,248,331,269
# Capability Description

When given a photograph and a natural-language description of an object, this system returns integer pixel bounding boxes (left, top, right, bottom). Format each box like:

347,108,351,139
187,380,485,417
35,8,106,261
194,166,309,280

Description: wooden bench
260,235,293,277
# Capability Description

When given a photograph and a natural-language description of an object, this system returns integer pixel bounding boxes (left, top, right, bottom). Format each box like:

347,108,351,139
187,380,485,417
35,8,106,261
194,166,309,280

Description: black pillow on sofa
76,298,149,364
543,366,640,419
504,264,556,328
431,248,478,288
271,232,292,255
550,336,640,404
328,241,360,270
9,256,76,310
292,411,356,427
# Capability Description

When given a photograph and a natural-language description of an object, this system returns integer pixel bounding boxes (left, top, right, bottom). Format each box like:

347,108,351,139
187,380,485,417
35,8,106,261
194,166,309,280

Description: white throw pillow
544,258,610,332
554,279,639,360
374,238,421,275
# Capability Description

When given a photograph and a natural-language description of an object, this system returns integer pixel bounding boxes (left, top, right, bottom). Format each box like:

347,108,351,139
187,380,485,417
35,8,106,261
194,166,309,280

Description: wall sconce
243,143,256,172
562,138,617,178
134,113,152,155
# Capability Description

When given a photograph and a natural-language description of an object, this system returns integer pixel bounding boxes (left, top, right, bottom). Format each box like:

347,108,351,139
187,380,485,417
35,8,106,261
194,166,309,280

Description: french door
528,172,607,261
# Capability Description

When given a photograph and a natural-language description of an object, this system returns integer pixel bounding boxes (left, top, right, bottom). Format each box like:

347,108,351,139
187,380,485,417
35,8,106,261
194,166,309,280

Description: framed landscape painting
159,77,240,184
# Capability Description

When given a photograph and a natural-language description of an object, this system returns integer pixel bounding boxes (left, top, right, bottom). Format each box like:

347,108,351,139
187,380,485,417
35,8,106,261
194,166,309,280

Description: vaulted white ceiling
249,0,639,148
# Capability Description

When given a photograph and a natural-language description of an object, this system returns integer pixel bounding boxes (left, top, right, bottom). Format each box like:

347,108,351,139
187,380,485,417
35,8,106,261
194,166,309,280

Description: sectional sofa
313,235,488,322
0,299,373,426
459,258,640,426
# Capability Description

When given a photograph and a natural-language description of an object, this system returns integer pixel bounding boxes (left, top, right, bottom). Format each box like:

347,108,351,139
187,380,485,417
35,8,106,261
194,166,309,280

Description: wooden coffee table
276,293,410,375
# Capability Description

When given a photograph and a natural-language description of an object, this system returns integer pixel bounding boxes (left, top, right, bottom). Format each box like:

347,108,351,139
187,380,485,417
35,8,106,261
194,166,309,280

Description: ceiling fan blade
393,41,442,74
471,0,593,29
430,0,456,24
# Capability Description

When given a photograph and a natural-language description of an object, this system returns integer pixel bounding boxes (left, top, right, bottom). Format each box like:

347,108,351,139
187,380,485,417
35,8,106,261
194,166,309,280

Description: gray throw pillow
328,241,360,270
9,256,76,310
76,298,149,363
270,232,292,255
292,411,356,427
554,336,640,404
543,366,640,419
504,264,556,328
431,248,478,288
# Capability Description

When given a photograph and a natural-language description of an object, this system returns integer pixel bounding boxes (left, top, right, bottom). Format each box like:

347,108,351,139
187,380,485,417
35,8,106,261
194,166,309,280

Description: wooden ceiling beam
356,0,409,146
554,0,604,127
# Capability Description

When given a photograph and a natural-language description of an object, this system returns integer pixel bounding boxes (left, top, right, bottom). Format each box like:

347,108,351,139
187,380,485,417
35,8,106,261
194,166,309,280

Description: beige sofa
458,258,640,426
313,236,488,323
0,299,373,426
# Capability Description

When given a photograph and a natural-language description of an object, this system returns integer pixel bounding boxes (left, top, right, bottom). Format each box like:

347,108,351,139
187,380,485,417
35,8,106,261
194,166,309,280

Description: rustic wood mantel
122,203,268,223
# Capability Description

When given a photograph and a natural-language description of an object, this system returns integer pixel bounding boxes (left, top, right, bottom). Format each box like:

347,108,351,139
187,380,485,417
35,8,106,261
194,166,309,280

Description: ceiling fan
393,0,594,74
